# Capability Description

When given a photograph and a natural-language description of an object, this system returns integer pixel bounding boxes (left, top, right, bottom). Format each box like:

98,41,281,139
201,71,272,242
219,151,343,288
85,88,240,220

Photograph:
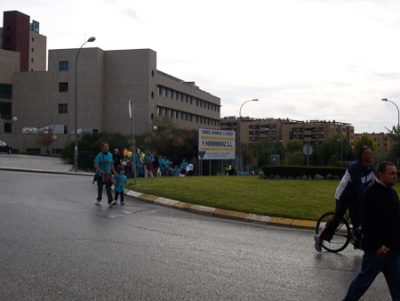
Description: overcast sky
2,0,400,133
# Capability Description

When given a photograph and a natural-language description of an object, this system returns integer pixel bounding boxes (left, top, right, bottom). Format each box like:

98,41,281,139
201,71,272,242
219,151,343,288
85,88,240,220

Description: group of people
93,142,194,207
314,146,400,301
225,164,258,176
111,147,194,178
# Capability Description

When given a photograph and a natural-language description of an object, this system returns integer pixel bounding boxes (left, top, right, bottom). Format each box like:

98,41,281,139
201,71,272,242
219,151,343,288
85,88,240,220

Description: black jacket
361,181,400,253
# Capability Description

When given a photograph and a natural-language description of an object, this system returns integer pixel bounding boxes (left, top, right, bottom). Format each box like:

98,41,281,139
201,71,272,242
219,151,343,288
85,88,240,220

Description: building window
59,61,69,71
4,121,11,133
58,103,68,114
59,82,68,92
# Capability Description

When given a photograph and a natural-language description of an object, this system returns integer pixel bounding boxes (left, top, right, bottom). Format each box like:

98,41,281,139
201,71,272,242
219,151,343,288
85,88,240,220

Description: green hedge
262,165,346,179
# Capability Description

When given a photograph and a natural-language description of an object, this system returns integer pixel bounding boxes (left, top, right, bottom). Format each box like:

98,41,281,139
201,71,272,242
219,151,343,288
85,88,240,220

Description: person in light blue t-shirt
94,142,117,207
114,166,127,205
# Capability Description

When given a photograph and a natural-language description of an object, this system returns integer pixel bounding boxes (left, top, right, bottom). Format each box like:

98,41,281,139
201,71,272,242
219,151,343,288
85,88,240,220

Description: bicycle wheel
315,212,351,253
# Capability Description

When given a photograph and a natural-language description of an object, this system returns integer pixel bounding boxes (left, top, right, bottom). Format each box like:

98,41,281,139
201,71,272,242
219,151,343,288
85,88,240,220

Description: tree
38,129,54,155
61,132,130,168
353,134,375,153
283,140,304,166
135,125,198,167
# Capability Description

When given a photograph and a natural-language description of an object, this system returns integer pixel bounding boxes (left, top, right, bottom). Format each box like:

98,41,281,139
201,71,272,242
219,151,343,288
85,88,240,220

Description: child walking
114,166,127,205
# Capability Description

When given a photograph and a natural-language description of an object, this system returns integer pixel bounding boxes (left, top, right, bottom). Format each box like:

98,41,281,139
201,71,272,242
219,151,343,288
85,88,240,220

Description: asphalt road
0,157,390,300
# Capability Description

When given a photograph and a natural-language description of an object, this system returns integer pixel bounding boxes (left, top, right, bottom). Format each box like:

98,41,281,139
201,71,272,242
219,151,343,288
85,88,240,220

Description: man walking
342,161,400,300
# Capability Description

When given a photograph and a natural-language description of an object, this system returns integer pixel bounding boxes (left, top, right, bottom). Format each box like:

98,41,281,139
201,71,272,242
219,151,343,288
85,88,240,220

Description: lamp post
128,101,137,185
239,99,258,169
12,116,17,153
381,98,400,128
74,36,95,172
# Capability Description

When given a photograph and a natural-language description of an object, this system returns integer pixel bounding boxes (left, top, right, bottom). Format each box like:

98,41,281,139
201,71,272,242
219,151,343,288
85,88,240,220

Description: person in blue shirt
143,150,154,178
114,166,127,205
94,142,117,207
134,147,143,178
180,158,188,175
171,165,180,177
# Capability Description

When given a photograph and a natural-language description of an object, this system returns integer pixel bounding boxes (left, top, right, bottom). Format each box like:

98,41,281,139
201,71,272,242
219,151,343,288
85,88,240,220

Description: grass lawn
126,176,400,221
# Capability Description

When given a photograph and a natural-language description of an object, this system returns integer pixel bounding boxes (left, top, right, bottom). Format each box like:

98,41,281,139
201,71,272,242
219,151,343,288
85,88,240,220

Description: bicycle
315,210,361,253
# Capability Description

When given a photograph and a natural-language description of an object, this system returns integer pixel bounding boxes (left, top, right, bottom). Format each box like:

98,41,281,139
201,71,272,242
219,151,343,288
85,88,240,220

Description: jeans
114,191,124,203
319,198,359,242
96,174,113,203
343,252,400,301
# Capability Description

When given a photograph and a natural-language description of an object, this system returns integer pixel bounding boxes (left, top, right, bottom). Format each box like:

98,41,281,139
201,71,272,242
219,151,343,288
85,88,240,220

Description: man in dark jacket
342,161,400,301
314,146,376,252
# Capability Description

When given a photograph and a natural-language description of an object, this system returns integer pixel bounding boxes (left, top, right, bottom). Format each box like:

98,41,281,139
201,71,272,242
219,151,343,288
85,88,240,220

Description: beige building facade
0,11,221,154
354,132,393,152
221,117,355,147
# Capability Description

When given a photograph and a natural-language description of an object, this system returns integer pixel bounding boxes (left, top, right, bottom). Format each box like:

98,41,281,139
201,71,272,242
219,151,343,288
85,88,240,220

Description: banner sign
198,128,235,160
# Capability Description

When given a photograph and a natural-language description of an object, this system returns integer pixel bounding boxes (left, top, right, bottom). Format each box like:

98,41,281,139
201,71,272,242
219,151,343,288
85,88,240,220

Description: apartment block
221,116,355,147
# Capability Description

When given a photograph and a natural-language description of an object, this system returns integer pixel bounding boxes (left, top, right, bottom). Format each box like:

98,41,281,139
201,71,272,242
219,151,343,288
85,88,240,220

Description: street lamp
381,98,400,128
128,101,137,185
74,36,95,172
238,98,258,169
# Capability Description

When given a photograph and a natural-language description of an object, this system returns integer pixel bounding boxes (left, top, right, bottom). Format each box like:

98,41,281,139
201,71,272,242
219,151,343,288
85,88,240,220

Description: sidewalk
0,154,317,230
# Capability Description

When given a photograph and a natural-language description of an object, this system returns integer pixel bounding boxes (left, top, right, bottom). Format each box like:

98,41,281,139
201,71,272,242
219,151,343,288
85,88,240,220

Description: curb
0,167,94,176
126,189,317,230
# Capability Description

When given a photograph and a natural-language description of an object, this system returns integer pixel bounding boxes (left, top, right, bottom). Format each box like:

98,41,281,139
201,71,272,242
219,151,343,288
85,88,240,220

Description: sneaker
121,202,125,205
109,201,117,208
314,235,322,252
95,200,101,205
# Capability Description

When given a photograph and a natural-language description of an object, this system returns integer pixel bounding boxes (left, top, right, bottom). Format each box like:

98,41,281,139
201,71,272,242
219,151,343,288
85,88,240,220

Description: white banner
198,128,235,160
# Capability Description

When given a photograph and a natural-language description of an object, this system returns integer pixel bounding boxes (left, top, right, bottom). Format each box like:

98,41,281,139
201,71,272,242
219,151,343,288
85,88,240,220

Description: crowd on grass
224,163,261,176
112,146,194,178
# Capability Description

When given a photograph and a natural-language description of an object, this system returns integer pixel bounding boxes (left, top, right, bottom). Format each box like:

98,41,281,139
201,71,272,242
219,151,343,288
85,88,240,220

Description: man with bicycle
314,146,376,252
342,161,400,300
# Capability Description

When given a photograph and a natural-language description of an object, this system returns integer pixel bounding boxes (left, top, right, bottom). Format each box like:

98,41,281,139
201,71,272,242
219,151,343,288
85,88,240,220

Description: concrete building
221,116,355,147
0,10,46,72
0,11,221,154
354,132,393,153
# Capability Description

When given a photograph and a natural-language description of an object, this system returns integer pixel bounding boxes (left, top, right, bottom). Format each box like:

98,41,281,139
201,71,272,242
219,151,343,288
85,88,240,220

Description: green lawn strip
126,177,399,221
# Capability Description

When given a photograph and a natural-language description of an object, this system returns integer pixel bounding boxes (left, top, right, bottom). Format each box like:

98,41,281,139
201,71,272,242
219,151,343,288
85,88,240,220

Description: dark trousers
96,174,113,204
320,198,360,241
114,191,124,203
343,252,400,300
